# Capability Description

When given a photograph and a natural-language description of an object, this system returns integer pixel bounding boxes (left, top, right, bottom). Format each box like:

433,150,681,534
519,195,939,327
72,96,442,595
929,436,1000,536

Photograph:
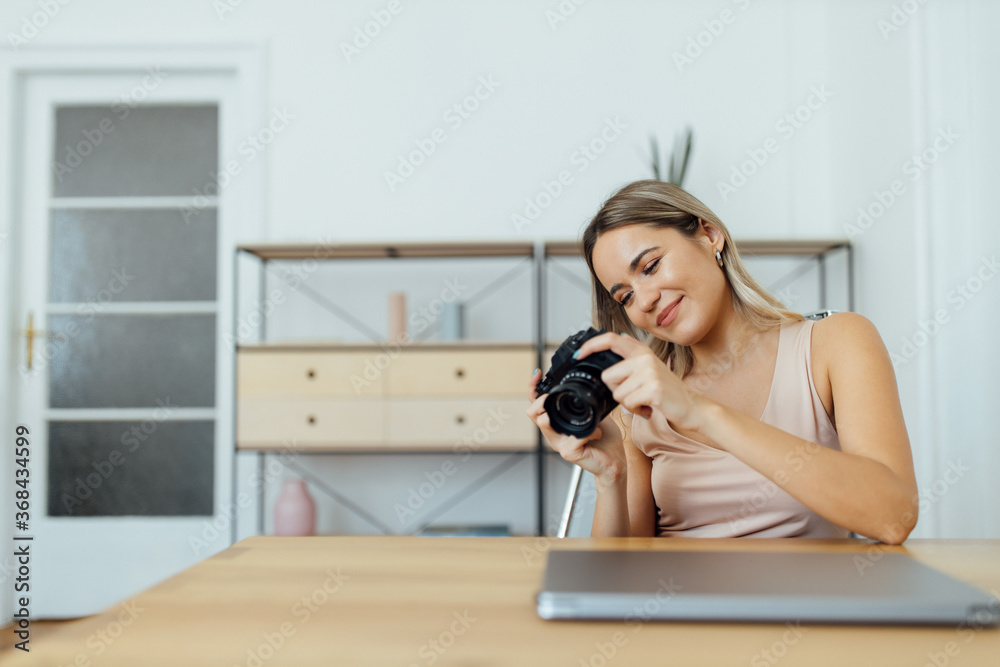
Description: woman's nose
635,286,658,312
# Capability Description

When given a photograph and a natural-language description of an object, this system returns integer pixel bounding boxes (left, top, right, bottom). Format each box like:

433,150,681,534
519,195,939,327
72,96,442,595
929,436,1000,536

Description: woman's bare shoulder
809,311,892,381
810,311,884,352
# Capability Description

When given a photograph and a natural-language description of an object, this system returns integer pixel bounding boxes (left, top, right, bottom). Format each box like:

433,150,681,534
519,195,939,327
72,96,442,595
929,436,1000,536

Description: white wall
3,0,998,539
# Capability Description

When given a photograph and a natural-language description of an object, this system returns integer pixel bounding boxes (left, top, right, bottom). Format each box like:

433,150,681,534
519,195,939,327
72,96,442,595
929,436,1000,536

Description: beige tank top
626,318,849,538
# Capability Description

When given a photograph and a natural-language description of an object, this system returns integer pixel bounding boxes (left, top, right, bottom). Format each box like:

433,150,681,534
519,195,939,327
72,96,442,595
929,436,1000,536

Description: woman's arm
527,373,646,537
576,315,919,544
591,408,657,537
692,312,919,544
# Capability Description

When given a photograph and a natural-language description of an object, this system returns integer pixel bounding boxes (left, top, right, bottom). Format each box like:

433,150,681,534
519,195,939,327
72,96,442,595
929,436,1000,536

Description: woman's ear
697,217,725,254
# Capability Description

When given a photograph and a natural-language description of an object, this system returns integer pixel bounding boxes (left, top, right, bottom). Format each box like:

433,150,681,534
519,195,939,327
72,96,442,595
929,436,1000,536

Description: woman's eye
617,259,658,307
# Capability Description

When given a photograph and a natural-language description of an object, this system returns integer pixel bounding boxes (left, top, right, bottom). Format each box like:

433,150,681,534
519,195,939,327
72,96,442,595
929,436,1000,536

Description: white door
10,66,249,619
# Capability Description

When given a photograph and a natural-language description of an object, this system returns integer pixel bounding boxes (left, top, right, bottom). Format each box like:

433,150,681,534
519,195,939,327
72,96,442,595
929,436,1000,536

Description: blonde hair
582,180,802,379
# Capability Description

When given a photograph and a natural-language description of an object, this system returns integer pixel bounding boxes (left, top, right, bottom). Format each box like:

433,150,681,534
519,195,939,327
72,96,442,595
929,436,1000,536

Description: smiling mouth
657,297,683,327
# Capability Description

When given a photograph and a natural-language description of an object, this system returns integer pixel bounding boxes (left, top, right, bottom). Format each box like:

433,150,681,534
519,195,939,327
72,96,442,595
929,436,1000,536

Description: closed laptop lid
537,550,1000,626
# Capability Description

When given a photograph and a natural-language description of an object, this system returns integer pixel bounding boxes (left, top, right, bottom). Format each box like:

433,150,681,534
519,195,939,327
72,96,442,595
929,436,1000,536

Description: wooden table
8,537,1000,666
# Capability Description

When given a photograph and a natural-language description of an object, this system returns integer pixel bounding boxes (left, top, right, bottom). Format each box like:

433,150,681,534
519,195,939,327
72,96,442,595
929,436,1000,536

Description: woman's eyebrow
609,246,660,297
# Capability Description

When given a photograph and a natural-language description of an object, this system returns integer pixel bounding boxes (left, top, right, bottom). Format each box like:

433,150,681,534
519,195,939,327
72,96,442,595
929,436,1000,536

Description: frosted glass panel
48,314,216,408
52,105,218,197
47,420,214,516
49,209,216,304
49,208,217,303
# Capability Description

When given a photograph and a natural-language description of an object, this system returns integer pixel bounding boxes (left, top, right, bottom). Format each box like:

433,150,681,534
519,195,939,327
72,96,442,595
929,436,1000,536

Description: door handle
21,311,47,371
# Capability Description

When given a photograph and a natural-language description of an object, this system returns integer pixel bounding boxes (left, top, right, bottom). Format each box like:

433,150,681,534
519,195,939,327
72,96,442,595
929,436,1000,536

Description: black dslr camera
536,327,624,438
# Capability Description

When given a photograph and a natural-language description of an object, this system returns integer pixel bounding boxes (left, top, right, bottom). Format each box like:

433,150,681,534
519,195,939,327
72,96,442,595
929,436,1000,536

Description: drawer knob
306,369,316,380
455,415,465,425
455,367,465,379
307,415,316,425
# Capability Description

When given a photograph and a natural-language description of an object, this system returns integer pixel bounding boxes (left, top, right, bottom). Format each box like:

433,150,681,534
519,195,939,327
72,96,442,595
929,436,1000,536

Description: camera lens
543,367,615,438
555,393,594,427
539,329,623,438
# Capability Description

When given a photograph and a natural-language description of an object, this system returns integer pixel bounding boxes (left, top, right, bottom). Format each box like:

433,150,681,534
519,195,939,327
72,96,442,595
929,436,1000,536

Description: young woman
527,180,918,543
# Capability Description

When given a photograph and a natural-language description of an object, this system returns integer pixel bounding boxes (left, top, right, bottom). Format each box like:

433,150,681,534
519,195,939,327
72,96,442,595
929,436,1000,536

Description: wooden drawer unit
386,349,534,397
238,350,383,397
237,398,384,449
385,398,536,449
236,345,537,451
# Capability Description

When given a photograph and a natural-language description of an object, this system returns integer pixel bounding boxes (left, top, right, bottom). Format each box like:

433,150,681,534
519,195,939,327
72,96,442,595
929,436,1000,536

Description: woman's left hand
575,332,706,432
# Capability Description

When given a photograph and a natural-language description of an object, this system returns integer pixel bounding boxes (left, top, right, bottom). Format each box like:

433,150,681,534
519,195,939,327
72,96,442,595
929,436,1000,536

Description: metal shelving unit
231,238,852,542
232,241,548,539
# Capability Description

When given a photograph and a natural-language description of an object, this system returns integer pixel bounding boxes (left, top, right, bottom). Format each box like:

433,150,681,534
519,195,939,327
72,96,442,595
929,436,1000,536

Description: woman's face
591,222,728,345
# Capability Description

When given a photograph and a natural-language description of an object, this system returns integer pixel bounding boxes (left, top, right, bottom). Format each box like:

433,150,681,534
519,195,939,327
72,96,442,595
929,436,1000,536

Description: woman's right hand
526,368,627,485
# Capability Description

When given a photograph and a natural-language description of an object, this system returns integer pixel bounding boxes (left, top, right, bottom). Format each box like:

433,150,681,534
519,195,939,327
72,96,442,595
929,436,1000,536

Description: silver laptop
537,550,1000,625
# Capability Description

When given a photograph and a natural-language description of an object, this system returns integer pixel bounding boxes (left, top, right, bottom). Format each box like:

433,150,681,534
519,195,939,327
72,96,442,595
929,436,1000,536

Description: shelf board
239,239,848,260
545,238,850,257
236,339,537,351
735,239,851,255
237,241,536,260
236,443,539,454
545,240,584,256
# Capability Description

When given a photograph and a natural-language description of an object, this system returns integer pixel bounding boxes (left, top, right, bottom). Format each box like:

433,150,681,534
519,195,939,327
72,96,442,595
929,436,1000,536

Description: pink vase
273,478,316,536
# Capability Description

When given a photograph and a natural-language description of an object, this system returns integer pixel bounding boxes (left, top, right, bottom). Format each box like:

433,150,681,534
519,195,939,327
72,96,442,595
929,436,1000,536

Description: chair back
557,466,598,538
